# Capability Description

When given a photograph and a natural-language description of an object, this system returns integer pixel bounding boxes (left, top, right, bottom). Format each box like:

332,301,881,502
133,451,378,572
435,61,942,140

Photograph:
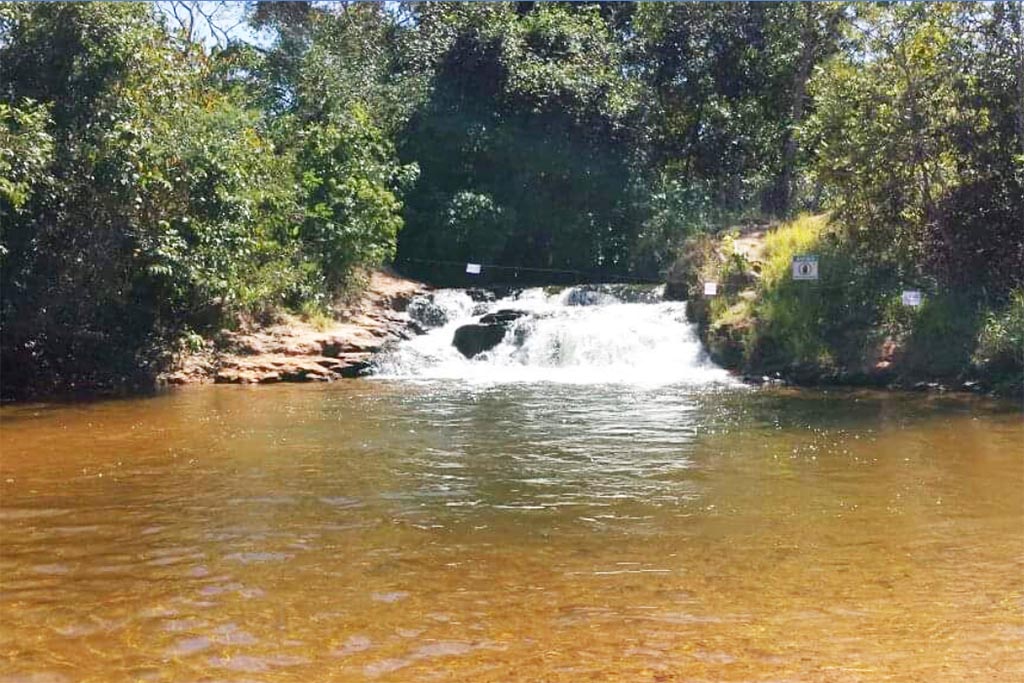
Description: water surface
1,383,1021,682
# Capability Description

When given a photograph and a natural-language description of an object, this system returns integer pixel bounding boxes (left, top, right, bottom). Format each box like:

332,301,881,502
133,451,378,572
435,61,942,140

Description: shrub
974,290,1024,393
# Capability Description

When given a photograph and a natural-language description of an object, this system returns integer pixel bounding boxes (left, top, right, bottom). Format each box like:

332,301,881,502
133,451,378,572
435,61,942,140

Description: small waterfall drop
373,285,735,386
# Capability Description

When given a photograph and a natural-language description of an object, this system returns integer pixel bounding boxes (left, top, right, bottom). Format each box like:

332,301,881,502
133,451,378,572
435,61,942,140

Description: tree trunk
773,6,842,216
773,8,817,216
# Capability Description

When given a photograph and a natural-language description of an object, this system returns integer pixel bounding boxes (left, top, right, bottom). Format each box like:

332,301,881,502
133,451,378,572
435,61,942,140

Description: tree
396,3,646,281
633,2,844,217
803,3,1023,294
0,3,298,396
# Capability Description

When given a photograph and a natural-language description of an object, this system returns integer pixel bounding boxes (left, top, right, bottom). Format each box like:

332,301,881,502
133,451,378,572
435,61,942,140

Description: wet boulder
464,288,497,303
407,295,449,329
563,288,616,307
453,324,507,358
478,309,529,325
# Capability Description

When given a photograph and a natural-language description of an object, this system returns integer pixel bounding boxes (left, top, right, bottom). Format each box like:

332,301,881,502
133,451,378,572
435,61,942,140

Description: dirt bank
159,271,429,385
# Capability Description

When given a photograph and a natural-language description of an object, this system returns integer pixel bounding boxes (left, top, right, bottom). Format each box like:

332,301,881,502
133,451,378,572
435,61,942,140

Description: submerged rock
453,324,507,358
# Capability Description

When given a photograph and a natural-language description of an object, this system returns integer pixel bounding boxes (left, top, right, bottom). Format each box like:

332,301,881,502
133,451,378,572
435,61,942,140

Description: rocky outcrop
453,324,507,359
452,309,528,358
159,271,428,385
407,296,450,329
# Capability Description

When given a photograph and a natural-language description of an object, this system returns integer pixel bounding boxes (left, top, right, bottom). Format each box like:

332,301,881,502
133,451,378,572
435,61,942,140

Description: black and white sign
901,290,922,307
465,263,481,275
703,282,718,296
792,255,819,281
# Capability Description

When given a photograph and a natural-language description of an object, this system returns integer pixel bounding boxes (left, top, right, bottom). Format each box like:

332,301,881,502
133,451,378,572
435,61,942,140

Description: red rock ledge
159,271,428,385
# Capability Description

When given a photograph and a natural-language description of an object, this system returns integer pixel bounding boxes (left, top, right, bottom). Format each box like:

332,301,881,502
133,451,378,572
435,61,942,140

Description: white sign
901,290,922,307
465,263,481,275
703,282,718,296
792,255,819,281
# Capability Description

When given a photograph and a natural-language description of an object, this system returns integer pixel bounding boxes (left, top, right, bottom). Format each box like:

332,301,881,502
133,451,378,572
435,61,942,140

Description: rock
663,280,688,301
157,271,437,388
741,374,785,386
321,336,381,357
464,288,497,303
478,309,528,325
453,324,507,358
339,360,373,378
407,295,450,329
453,309,529,357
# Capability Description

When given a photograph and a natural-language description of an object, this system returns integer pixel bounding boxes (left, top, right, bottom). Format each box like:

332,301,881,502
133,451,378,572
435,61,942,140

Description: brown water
1,382,1021,682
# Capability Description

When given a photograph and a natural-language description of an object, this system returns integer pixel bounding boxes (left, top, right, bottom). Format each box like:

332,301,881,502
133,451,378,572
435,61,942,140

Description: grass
691,213,1023,393
759,214,828,287
745,213,864,376
299,300,335,332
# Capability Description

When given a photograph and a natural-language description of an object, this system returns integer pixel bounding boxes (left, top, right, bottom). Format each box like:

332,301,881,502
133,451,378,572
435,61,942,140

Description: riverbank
670,215,1023,399
158,271,429,386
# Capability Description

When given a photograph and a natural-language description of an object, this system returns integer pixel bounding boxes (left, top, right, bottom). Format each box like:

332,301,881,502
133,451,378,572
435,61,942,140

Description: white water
373,286,736,386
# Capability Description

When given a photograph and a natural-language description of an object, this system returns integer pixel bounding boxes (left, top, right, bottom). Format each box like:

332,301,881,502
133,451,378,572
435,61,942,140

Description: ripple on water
363,640,487,678
165,636,212,657
332,634,373,657
206,653,309,673
319,496,364,508
0,673,71,683
223,551,293,564
211,623,259,646
0,509,70,521
413,641,476,657
162,618,207,633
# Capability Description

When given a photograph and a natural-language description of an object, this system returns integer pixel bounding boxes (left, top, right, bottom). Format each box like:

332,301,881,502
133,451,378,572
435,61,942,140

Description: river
1,287,1022,682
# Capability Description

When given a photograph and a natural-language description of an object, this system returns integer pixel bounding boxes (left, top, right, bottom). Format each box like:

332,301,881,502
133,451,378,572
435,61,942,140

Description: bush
974,290,1024,393
900,294,983,380
685,213,1021,394
745,214,893,379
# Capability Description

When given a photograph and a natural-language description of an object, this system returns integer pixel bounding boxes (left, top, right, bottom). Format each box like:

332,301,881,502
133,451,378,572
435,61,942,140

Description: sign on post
465,263,481,275
792,255,819,281
901,290,922,307
703,282,718,296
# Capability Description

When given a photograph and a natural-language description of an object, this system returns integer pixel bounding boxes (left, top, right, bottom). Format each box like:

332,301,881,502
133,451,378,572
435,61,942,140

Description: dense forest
1,1,1022,398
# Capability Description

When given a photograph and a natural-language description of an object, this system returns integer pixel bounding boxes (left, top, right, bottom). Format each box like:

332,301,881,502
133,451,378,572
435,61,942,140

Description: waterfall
373,285,735,386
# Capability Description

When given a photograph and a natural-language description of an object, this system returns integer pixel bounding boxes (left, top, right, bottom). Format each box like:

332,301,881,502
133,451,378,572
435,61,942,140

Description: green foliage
397,3,646,281
974,290,1024,382
1,1,1021,396
803,3,1023,294
0,99,53,220
696,214,1022,392
901,294,983,380
634,2,844,215
632,176,733,275
297,105,416,288
745,215,887,375
0,2,412,398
